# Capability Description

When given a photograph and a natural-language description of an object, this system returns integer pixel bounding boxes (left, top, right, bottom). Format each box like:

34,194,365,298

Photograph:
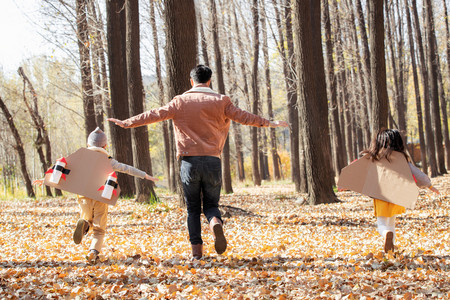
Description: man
108,65,288,259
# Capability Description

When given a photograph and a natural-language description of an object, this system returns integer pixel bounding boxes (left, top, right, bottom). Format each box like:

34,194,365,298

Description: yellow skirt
373,198,405,217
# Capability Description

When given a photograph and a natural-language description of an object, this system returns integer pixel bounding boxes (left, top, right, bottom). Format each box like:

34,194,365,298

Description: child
360,128,439,253
34,127,158,263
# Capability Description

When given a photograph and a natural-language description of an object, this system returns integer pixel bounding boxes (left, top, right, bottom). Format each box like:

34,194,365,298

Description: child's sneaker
384,231,394,253
86,249,99,264
73,219,89,244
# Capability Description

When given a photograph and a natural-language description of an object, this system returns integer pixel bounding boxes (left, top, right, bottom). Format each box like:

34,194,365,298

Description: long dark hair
361,128,410,162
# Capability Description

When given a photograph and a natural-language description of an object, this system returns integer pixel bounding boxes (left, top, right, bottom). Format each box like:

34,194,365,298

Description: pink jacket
122,86,270,157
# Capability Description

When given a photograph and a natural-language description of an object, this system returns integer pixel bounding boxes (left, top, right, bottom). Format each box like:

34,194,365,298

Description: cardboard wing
337,151,419,209
44,148,121,205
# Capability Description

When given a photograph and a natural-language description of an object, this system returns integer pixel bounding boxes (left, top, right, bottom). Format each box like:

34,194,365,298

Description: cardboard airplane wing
44,148,121,205
337,151,419,209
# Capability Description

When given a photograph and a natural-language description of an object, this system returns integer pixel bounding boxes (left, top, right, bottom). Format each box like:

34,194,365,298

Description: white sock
377,216,396,243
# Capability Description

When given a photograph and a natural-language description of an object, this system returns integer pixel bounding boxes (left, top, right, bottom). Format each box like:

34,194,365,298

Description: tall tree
368,0,389,132
261,0,281,180
411,0,438,176
292,0,338,204
125,0,157,202
331,0,350,164
355,0,373,129
18,67,53,197
210,0,233,193
228,1,246,182
87,0,105,130
76,0,97,138
164,0,197,204
404,0,427,172
106,0,135,196
322,0,345,176
250,0,262,186
424,0,446,174
310,0,334,187
149,0,171,190
444,0,450,79
271,0,301,191
0,96,35,198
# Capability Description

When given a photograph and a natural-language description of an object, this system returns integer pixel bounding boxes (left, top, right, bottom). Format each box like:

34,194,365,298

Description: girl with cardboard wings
362,129,439,252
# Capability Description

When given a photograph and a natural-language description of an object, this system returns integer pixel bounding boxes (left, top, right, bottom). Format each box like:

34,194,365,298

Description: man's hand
107,118,126,128
145,174,159,182
269,120,289,128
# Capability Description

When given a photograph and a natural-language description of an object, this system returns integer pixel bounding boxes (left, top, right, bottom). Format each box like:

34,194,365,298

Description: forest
0,0,449,202
0,0,449,298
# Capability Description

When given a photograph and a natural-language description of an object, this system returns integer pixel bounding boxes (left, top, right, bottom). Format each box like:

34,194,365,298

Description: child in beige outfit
35,127,158,263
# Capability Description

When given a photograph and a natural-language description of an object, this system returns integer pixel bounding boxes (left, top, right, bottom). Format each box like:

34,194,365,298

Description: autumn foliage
0,177,449,299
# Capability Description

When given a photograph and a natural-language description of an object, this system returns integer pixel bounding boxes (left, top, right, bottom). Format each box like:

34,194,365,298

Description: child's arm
408,163,439,193
111,159,159,182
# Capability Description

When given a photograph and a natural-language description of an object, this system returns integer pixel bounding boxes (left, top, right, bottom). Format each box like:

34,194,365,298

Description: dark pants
180,156,222,245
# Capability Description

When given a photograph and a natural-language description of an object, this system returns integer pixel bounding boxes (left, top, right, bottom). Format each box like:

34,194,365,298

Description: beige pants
77,196,108,252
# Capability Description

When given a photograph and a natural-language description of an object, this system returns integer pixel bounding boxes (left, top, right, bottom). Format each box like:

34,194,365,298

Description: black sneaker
73,219,89,244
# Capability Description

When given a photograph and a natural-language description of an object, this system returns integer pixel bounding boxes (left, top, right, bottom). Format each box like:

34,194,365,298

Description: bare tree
125,0,157,202
18,67,54,197
250,0,262,186
292,0,338,204
149,0,172,190
261,0,281,180
322,0,345,176
106,0,136,196
209,0,233,193
404,0,427,172
368,0,389,132
0,96,35,198
411,0,437,176
164,0,197,205
76,0,96,137
424,0,446,174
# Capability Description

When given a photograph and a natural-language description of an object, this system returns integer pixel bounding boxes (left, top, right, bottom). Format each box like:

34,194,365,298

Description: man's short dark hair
190,65,212,83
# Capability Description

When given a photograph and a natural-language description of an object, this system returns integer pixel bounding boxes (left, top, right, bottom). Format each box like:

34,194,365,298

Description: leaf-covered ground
0,176,449,299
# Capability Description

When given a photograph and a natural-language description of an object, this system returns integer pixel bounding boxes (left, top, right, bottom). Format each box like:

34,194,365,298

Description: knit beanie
87,127,107,147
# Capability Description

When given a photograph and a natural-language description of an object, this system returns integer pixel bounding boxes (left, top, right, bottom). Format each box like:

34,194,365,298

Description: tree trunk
76,0,97,138
436,46,450,170
322,0,345,176
125,0,157,203
261,0,280,180
228,5,245,182
404,0,427,172
332,0,350,164
444,0,450,80
385,2,402,132
424,0,446,174
0,96,35,198
272,0,301,191
310,0,334,188
17,67,53,197
368,0,388,132
210,0,233,193
293,0,338,204
345,0,370,148
250,0,261,186
355,0,373,132
164,0,197,205
87,0,104,130
411,0,437,176
106,0,135,196
149,0,171,191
